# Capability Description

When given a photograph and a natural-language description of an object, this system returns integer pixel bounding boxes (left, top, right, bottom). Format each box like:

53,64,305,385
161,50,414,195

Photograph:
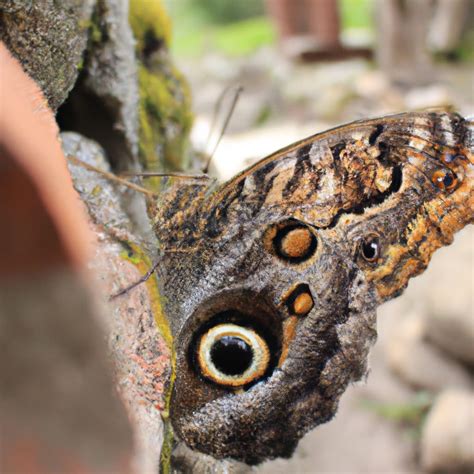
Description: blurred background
165,0,473,178
163,1,474,472
1,0,472,472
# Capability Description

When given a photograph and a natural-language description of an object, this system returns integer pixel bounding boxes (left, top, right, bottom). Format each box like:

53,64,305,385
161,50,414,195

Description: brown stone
421,389,474,472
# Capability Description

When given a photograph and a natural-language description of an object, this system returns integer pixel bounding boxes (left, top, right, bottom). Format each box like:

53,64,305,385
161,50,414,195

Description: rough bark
63,132,173,472
0,1,194,472
0,0,95,110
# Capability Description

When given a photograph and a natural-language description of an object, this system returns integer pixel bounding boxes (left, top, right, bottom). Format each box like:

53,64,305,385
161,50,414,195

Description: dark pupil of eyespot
362,240,378,260
210,336,253,376
442,173,454,187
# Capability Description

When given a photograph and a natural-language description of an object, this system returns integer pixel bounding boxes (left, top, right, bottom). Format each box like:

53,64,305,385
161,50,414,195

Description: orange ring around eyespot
431,169,458,193
197,324,270,387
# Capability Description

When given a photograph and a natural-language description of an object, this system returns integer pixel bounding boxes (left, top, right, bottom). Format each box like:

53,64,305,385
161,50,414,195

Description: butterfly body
151,111,473,464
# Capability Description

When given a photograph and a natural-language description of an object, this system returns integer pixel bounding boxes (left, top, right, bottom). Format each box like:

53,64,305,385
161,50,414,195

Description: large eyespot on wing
264,220,318,264
197,323,270,387
182,295,283,395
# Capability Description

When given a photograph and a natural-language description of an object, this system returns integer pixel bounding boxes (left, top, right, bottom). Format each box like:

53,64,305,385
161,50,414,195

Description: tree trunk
375,0,433,85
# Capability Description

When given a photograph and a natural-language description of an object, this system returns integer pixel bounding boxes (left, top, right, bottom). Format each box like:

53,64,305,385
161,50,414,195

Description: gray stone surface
427,311,474,368
62,131,154,240
63,132,170,473
387,313,472,392
62,132,133,233
0,1,140,168
421,389,474,472
426,308,474,368
0,0,95,110
82,0,140,166
422,228,474,367
172,442,250,474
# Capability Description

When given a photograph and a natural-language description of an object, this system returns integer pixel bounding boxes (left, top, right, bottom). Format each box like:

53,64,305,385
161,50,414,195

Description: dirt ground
176,48,473,473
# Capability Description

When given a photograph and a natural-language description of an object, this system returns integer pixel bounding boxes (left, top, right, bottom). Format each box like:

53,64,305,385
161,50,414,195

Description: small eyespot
284,283,314,316
293,292,314,315
273,224,317,263
432,169,458,192
360,235,380,262
197,324,270,388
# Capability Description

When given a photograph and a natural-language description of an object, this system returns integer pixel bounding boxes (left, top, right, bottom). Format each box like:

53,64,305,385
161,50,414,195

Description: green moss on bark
129,0,172,50
129,0,193,183
138,65,193,171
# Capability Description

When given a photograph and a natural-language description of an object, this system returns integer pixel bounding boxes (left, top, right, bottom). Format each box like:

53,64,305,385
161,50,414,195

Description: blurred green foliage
455,29,474,62
213,17,275,56
360,392,432,438
172,16,275,57
193,0,265,24
166,0,471,61
339,0,373,30
167,0,375,57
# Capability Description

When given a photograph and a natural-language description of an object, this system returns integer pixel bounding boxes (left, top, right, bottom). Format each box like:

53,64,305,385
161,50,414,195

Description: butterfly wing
156,111,473,463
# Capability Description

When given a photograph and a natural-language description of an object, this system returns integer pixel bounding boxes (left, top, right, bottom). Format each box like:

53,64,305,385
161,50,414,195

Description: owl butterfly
151,111,473,465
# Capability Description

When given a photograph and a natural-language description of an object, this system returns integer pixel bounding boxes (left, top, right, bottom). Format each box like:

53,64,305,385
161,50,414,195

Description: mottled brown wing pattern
151,111,473,464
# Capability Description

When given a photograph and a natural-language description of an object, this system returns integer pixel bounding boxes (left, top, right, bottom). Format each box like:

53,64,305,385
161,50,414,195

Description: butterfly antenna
120,171,208,180
110,257,161,300
67,155,157,197
203,84,243,174
204,84,236,153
